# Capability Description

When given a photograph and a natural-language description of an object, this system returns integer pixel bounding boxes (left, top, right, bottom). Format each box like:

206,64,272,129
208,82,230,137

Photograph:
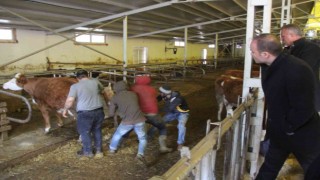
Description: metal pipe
229,121,240,179
200,152,214,180
123,16,128,81
0,90,32,124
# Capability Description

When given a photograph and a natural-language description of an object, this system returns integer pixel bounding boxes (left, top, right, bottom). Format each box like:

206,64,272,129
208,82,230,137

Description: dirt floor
0,68,304,180
0,70,221,180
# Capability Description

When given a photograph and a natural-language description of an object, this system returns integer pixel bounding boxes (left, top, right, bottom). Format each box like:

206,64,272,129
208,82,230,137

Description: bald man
250,34,320,179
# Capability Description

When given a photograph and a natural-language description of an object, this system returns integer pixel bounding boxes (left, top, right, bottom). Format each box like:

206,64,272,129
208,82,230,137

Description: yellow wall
0,29,213,74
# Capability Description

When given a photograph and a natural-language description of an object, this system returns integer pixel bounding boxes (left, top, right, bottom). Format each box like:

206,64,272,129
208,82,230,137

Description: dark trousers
123,114,167,138
256,113,320,180
77,108,105,154
255,141,290,180
305,154,320,180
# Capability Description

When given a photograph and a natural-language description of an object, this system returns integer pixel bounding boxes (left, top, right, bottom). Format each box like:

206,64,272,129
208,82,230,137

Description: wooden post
0,102,12,142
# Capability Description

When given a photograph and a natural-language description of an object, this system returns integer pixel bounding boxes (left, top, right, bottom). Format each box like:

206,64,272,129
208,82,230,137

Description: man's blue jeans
163,112,189,145
77,108,105,155
109,122,147,155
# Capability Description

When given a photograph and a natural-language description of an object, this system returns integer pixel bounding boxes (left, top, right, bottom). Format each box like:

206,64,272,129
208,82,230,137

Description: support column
123,16,128,81
281,0,291,26
184,27,188,75
242,0,272,178
214,33,218,69
232,38,235,58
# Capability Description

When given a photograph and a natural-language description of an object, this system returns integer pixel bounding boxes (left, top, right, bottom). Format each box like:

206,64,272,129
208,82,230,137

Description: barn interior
0,0,318,179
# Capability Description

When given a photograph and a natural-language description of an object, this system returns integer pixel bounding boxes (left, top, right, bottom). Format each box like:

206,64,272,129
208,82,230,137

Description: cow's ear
14,73,22,79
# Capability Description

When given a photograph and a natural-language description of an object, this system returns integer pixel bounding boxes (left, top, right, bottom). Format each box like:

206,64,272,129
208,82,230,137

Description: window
201,49,207,60
174,40,185,47
236,44,242,49
208,44,215,48
0,28,17,43
133,47,148,64
75,33,107,45
201,49,208,64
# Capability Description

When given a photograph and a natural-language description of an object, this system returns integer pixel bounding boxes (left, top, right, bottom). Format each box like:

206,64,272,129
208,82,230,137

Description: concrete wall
0,29,214,74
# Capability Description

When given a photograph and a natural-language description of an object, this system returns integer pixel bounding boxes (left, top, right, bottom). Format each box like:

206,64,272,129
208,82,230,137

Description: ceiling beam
129,0,313,39
204,2,232,17
89,0,136,9
197,34,245,44
129,13,247,38
28,0,112,14
189,27,246,39
233,0,246,11
53,1,176,33
2,7,91,22
170,5,213,21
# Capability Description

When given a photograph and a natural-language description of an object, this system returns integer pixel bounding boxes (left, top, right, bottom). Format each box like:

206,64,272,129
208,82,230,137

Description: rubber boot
159,135,173,153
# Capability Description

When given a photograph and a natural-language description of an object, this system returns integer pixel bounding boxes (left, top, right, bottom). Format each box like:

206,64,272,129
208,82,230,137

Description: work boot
94,151,104,159
135,154,148,166
108,149,116,156
158,135,173,153
77,149,93,160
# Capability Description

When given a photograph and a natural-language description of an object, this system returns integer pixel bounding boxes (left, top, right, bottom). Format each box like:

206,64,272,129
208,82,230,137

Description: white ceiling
0,0,315,44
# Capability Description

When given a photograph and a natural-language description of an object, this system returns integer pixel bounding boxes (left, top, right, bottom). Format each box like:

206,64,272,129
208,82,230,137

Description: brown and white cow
215,69,260,121
3,73,78,133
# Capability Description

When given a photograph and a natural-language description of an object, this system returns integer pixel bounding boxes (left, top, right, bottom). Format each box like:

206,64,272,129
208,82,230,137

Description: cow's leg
226,104,234,118
38,106,51,133
218,102,223,121
215,93,224,121
217,102,223,121
223,97,234,118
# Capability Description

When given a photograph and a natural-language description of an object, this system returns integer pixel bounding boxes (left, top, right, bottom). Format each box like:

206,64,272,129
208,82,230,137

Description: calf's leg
38,105,51,133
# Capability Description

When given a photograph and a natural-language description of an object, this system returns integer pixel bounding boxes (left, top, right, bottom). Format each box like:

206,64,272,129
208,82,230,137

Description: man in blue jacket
158,85,190,151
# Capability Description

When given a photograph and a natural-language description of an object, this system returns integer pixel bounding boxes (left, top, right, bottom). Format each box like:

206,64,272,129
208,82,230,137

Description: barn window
201,49,207,60
174,40,185,47
0,28,17,43
75,33,108,45
208,44,215,48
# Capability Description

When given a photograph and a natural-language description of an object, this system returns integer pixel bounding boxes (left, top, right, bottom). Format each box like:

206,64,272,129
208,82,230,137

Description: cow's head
3,73,25,91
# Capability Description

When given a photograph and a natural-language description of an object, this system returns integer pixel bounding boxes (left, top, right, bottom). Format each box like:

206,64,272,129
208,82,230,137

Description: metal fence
150,89,261,180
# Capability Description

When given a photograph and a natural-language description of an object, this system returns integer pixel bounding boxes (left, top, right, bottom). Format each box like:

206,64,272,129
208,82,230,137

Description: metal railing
0,90,32,124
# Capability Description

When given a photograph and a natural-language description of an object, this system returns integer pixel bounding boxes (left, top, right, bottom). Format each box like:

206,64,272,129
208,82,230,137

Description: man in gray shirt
63,69,106,160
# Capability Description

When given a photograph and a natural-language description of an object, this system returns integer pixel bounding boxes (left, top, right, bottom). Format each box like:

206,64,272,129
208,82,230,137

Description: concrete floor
0,117,78,170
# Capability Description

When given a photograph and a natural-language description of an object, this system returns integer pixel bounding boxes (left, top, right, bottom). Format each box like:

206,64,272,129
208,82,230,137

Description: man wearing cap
63,69,106,160
158,85,190,150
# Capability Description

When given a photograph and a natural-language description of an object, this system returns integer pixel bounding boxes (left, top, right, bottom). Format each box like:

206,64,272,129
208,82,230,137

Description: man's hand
62,108,68,118
63,96,75,118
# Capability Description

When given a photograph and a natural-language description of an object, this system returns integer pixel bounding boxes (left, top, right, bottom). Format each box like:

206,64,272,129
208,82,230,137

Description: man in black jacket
250,34,320,179
281,24,320,113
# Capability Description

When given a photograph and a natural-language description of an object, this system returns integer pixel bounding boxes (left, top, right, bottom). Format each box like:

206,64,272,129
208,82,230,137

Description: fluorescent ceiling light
75,27,103,32
0,19,10,23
